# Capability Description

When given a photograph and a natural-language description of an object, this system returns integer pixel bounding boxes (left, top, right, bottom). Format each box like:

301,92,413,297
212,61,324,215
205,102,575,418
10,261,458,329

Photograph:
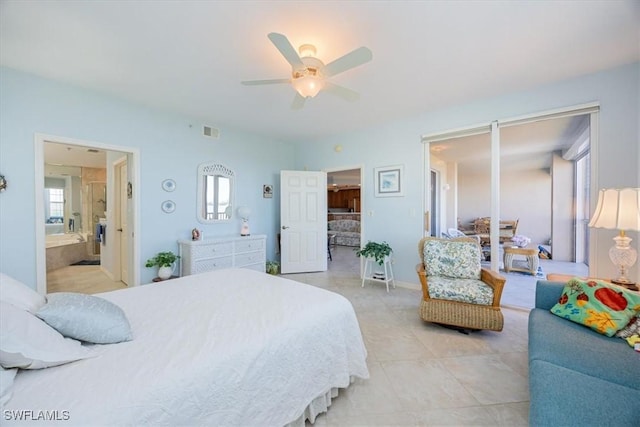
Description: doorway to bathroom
35,134,140,295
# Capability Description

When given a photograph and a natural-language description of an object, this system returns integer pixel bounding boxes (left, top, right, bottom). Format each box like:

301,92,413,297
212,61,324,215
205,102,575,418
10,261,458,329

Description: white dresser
178,234,266,276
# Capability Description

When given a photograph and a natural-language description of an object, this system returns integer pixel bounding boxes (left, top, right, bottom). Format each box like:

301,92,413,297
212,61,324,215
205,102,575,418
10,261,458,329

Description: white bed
5,268,369,426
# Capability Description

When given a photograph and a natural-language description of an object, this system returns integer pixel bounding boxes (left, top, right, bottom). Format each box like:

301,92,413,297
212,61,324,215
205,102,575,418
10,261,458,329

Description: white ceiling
328,168,361,186
1,1,638,144
44,141,107,169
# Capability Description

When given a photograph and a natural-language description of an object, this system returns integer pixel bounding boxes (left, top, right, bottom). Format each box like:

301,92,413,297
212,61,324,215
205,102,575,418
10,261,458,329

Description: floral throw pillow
550,278,640,337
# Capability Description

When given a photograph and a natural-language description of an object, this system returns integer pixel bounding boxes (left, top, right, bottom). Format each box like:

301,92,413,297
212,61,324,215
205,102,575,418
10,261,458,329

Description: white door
117,161,130,285
280,170,327,274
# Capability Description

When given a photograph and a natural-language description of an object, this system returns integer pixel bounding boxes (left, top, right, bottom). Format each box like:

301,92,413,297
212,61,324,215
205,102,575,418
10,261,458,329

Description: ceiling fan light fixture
298,44,317,58
292,74,324,98
243,33,372,107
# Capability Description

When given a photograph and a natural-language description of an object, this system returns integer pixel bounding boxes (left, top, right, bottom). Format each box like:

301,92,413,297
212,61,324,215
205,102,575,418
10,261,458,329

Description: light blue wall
293,62,640,284
2,63,638,288
0,67,294,287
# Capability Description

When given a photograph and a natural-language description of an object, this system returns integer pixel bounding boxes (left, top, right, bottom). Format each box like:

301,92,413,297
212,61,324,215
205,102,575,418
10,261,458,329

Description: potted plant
145,251,180,280
266,260,280,275
355,241,392,265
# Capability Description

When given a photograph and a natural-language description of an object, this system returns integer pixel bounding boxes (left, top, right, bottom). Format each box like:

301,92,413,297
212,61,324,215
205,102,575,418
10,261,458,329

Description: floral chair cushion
423,240,481,280
427,276,494,305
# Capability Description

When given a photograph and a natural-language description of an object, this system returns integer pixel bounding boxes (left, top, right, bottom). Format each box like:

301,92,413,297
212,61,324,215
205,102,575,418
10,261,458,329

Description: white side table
503,246,539,275
362,256,395,292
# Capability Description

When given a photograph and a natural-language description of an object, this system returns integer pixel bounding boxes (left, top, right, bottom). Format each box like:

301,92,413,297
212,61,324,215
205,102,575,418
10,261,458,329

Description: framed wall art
374,165,404,197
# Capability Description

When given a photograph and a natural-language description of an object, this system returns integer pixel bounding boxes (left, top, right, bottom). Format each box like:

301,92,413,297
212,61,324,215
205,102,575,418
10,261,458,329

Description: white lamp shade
588,188,640,231
237,206,251,220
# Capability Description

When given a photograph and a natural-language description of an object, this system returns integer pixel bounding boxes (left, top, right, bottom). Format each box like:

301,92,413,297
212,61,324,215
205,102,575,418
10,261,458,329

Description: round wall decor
161,200,176,213
162,179,176,192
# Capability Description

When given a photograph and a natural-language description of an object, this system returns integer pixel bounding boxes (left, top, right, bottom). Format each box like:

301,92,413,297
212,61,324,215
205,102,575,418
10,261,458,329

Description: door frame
34,133,140,294
113,156,130,284
575,151,590,264
323,164,365,275
430,169,440,237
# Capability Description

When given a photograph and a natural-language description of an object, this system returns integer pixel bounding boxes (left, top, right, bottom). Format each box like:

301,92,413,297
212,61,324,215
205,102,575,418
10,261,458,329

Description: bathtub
45,223,65,235
45,232,85,248
46,233,90,271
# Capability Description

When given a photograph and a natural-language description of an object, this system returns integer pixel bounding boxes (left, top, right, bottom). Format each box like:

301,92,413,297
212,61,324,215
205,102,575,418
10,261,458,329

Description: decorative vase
158,265,174,280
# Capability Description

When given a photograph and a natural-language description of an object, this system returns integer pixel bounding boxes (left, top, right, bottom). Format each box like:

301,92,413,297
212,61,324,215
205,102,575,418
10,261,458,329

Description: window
48,188,64,219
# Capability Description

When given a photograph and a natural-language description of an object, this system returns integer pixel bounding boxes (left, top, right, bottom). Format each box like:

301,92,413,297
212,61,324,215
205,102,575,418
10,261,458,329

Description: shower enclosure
87,182,106,256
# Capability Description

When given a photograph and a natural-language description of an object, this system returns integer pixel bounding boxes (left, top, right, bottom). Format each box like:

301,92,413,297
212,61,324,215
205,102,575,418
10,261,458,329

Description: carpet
71,260,100,266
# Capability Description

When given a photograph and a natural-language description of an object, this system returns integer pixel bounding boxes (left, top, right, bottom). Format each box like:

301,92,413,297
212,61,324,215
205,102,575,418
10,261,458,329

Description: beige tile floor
284,245,531,426
45,245,587,425
47,265,128,294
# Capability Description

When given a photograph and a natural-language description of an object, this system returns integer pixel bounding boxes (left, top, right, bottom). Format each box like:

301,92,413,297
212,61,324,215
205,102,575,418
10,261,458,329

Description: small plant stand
362,256,395,292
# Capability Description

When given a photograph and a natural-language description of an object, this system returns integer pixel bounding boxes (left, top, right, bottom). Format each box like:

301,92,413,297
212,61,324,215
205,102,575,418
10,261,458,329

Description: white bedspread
5,269,369,426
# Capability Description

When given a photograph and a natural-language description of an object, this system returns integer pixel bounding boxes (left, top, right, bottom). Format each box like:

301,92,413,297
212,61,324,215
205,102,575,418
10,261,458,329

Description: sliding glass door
422,103,599,273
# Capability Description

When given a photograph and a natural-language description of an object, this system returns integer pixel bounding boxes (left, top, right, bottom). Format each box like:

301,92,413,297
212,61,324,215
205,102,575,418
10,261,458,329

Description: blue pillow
37,293,132,344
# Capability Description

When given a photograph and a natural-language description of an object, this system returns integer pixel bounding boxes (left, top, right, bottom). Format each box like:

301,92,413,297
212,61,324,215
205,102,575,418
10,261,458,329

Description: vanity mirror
197,162,234,224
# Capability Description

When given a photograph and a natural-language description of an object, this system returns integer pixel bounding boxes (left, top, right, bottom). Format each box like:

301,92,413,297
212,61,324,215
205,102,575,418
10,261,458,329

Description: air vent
87,149,100,153
203,125,220,139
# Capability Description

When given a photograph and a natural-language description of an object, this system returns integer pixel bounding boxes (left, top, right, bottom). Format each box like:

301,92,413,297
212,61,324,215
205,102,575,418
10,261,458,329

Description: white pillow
37,293,133,344
0,302,95,369
0,366,18,408
0,273,46,313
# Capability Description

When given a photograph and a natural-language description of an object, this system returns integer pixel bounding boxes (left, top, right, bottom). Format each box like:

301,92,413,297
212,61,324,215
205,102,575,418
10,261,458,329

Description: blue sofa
528,281,640,426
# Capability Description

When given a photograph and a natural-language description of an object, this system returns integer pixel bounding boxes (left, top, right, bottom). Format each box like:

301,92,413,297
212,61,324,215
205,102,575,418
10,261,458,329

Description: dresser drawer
235,251,264,267
193,256,233,273
191,242,233,260
235,239,264,253
179,235,267,277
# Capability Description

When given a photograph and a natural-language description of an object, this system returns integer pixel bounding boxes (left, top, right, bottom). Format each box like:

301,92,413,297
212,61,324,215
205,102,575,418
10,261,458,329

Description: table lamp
237,206,251,236
588,188,640,288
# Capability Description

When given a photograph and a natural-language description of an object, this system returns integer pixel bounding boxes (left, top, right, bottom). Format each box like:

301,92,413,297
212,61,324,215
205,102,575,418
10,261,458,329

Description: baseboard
100,266,116,281
393,280,420,291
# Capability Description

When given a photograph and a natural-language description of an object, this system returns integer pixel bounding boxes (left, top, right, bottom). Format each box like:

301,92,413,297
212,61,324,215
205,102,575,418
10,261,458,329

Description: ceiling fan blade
323,82,360,102
323,46,373,77
268,32,305,70
241,78,290,86
291,93,306,110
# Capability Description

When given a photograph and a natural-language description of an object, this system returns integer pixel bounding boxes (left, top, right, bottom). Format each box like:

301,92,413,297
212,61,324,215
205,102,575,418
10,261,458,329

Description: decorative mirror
197,162,234,224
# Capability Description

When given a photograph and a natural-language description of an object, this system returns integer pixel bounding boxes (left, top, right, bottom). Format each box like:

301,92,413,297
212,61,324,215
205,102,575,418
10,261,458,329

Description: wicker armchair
416,236,506,332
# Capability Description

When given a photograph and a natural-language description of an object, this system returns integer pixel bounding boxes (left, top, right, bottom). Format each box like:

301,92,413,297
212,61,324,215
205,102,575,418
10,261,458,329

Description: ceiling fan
241,33,373,109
